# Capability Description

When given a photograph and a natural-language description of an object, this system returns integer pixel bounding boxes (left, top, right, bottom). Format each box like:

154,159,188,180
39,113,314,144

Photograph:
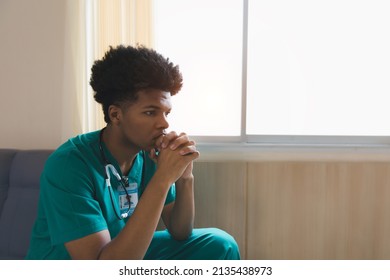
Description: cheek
120,110,155,135
122,117,150,138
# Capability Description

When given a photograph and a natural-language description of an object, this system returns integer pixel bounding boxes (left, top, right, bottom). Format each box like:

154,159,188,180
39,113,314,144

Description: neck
101,125,140,175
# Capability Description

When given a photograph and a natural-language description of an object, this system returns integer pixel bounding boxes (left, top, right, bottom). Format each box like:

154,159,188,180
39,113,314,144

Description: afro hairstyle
90,45,183,123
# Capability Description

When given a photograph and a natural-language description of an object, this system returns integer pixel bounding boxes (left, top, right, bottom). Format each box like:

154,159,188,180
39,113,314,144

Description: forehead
133,89,172,109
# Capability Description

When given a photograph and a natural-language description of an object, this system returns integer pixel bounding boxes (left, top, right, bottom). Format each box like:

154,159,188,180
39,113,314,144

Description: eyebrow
142,105,161,110
142,105,171,111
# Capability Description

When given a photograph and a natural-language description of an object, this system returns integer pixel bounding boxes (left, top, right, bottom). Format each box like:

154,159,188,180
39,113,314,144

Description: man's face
117,88,172,151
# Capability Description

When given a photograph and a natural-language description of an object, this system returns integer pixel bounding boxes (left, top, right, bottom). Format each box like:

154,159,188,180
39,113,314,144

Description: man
26,45,240,259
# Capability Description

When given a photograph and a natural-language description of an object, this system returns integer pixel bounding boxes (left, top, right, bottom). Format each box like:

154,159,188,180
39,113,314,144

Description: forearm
167,176,195,240
98,173,172,259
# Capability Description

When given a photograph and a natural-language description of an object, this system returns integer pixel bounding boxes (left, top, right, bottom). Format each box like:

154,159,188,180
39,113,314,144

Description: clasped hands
150,131,200,183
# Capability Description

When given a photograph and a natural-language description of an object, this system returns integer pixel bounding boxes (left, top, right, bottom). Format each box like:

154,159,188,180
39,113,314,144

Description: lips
153,131,166,140
152,131,166,140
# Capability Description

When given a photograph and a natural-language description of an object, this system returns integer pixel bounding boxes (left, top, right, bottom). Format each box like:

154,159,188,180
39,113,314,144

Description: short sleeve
41,150,107,245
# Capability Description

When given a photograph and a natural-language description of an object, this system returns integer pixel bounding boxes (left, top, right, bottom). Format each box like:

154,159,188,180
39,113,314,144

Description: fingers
159,131,195,150
152,132,199,184
153,131,199,159
179,144,199,156
159,131,182,149
156,131,188,150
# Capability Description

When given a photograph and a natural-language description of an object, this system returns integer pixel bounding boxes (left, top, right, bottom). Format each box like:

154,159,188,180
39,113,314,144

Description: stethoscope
99,128,145,220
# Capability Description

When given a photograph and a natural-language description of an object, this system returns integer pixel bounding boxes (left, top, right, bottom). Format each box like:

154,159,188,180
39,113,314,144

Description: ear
107,105,122,125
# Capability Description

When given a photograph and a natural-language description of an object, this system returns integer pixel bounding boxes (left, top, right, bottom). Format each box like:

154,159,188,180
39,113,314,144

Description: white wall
0,0,82,149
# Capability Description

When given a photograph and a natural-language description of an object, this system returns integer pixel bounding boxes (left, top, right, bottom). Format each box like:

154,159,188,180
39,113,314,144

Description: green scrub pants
144,228,240,260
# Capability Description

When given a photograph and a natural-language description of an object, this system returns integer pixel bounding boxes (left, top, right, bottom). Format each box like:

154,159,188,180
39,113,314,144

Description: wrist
176,174,194,186
152,169,176,189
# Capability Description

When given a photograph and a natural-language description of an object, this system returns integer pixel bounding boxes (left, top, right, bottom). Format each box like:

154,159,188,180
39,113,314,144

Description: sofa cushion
0,150,52,259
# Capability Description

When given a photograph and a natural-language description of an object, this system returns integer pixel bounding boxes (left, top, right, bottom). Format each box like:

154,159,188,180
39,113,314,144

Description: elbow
169,227,193,241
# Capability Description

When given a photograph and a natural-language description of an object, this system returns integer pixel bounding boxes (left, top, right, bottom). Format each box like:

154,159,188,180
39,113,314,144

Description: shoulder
44,131,101,177
41,131,104,196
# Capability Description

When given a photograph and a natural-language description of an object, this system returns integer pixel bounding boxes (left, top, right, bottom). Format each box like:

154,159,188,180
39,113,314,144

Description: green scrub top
26,130,176,259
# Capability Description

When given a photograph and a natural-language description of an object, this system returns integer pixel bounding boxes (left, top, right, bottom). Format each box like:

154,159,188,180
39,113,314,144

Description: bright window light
152,0,390,142
153,0,243,136
247,0,390,136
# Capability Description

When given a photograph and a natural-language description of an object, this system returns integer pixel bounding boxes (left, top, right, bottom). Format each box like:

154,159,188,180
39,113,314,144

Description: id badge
118,182,138,216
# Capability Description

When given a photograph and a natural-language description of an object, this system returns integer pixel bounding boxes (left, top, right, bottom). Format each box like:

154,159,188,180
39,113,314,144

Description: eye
144,111,155,116
165,111,171,117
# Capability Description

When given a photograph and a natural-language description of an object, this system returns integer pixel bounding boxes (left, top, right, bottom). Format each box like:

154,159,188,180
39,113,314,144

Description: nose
158,114,169,130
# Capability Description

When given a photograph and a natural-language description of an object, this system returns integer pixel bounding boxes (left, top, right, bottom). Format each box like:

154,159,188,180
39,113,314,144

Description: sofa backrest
0,149,18,214
0,150,52,259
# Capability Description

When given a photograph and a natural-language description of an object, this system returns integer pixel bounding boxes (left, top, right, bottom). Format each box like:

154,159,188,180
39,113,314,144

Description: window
247,0,390,145
88,0,390,151
153,0,390,146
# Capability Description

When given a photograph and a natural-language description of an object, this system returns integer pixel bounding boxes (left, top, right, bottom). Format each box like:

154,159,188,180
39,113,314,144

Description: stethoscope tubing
99,128,145,220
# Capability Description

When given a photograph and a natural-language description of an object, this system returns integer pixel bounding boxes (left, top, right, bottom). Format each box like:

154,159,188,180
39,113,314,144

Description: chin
140,142,155,152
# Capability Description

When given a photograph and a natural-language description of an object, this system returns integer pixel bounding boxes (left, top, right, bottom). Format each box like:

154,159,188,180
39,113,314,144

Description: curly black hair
90,45,183,123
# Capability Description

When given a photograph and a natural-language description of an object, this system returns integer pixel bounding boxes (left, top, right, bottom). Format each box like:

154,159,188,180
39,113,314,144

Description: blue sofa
0,149,53,259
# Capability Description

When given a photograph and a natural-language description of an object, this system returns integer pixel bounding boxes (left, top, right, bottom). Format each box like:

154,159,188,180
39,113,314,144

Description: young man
26,45,240,260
